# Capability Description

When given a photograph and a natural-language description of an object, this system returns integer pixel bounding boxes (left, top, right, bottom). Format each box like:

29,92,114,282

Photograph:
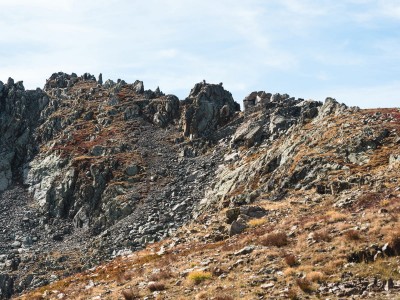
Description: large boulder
181,81,240,138
243,91,272,110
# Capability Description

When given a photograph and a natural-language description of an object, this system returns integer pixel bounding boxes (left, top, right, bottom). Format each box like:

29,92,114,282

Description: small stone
234,245,255,256
385,278,394,291
232,259,245,267
11,241,21,248
125,164,139,176
260,282,275,289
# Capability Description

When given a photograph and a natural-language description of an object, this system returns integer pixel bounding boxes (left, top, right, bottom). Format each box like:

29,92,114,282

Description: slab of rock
229,218,247,236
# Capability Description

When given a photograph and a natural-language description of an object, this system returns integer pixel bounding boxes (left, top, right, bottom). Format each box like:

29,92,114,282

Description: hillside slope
0,73,399,299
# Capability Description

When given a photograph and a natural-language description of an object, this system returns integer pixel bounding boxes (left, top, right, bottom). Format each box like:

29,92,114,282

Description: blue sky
0,0,399,108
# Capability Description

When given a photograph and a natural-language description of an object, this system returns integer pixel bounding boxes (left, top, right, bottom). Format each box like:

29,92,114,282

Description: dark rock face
0,274,14,299
181,82,240,138
0,78,47,191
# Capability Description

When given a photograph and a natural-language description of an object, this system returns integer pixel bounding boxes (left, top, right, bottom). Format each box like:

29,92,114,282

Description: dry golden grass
121,288,140,300
148,269,173,281
296,278,315,293
297,265,314,273
214,296,235,300
287,287,301,300
259,232,288,247
283,267,297,277
187,271,213,285
357,192,382,209
351,258,400,281
388,228,400,255
306,271,326,283
247,218,267,227
344,229,361,241
325,210,347,223
311,253,327,265
195,291,208,299
313,229,331,242
323,258,346,275
28,293,44,300
284,254,298,267
134,253,161,264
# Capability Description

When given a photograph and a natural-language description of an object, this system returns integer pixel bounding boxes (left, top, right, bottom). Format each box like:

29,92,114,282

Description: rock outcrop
0,78,47,191
233,92,322,147
1,72,400,300
180,81,240,139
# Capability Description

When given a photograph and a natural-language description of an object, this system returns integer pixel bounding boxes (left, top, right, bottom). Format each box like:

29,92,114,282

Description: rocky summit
0,73,399,300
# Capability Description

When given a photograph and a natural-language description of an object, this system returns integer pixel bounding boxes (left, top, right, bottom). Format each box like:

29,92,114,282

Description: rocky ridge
0,72,399,299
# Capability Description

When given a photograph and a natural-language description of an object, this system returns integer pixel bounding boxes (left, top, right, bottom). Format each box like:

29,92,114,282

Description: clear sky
0,0,399,108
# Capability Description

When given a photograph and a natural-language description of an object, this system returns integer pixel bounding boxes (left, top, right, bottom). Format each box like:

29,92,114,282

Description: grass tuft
248,218,267,227
345,230,361,241
284,254,298,267
388,229,400,255
187,271,212,284
296,278,315,293
313,230,331,242
214,296,234,300
306,271,325,283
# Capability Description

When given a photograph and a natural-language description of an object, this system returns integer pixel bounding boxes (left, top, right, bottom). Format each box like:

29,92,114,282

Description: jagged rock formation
1,72,400,299
0,79,47,192
180,81,240,138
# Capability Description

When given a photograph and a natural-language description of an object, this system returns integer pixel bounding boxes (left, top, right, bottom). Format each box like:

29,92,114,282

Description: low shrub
214,296,234,300
288,287,300,300
357,192,381,209
259,232,288,247
121,288,140,300
306,271,325,283
325,210,346,223
313,230,331,242
148,282,166,291
345,230,361,241
149,269,173,281
296,278,314,293
284,254,298,267
389,230,400,255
